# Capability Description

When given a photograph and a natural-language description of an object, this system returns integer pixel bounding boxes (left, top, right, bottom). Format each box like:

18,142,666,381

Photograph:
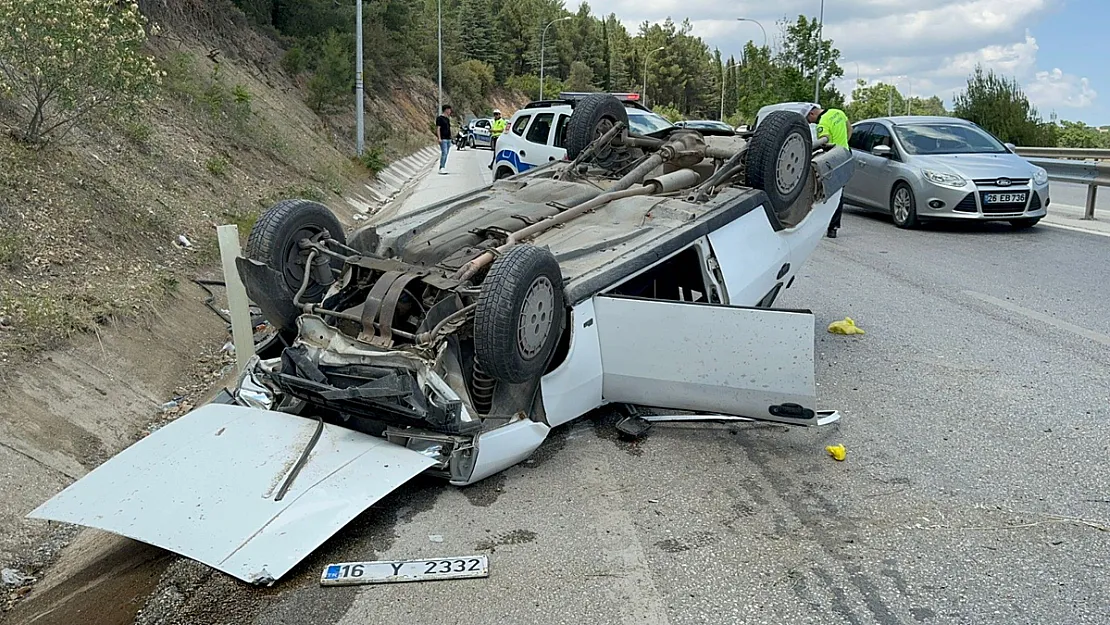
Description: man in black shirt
435,104,453,174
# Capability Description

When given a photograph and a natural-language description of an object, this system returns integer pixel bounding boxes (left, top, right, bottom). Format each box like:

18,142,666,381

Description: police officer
488,109,506,170
807,104,852,238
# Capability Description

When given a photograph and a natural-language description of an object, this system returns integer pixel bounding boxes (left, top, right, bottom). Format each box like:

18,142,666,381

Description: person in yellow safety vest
808,104,852,238
488,109,506,170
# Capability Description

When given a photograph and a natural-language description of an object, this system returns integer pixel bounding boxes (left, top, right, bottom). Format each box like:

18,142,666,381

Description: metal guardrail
1014,147,1110,161
1015,147,1110,219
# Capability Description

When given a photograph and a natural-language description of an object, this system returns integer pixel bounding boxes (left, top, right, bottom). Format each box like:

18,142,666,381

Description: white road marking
964,291,1110,347
1040,220,1110,238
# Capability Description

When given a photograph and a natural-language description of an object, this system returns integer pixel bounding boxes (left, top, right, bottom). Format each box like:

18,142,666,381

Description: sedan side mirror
1004,142,1017,153
871,144,893,158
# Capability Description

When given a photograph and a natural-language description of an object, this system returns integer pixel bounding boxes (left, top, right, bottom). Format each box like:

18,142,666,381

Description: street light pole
720,59,737,121
643,45,664,107
814,0,824,103
736,17,768,89
437,0,443,113
540,16,572,101
355,0,364,156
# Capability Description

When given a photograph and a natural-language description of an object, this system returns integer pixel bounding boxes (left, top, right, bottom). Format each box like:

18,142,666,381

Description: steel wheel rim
893,188,912,223
775,133,806,195
282,227,321,291
518,276,555,359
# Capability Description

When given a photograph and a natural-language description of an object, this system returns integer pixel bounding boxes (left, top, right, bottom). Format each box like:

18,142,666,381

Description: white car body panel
27,404,436,585
707,206,792,304
592,295,818,424
540,299,604,428
458,419,551,485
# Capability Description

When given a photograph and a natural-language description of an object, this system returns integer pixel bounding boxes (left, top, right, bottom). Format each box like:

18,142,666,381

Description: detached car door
590,294,821,426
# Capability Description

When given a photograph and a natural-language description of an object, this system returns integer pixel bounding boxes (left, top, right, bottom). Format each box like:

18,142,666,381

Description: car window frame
510,114,531,137
848,122,873,151
525,112,556,145
553,113,570,148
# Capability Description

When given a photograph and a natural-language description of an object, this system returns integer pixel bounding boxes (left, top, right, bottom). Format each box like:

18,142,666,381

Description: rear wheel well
495,166,515,180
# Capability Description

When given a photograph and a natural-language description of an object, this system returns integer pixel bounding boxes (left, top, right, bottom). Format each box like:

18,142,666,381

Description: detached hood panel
28,404,435,584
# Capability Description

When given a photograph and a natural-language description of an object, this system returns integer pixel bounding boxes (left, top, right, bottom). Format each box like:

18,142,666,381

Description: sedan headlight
1032,167,1049,185
922,169,968,188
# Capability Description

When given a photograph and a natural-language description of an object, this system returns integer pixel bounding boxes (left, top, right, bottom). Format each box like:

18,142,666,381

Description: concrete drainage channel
343,144,440,220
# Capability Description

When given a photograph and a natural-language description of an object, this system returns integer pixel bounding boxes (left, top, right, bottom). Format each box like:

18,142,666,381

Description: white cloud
587,0,1099,115
1026,69,1098,109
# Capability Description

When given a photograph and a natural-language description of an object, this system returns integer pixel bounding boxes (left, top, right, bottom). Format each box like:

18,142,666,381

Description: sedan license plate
983,192,1027,204
320,555,489,586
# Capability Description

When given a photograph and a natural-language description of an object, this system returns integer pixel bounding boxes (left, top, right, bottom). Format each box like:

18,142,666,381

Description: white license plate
983,192,1026,204
320,555,489,586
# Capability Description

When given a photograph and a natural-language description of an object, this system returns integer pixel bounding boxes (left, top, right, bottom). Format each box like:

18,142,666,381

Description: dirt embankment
0,1,524,619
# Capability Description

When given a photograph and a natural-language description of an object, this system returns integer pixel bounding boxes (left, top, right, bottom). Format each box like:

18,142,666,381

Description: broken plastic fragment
825,444,846,461
827,317,865,335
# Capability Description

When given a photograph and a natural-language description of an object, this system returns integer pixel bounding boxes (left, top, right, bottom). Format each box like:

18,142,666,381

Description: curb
342,145,439,220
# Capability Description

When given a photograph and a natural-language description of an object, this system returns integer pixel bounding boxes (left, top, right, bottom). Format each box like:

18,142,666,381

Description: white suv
492,92,675,180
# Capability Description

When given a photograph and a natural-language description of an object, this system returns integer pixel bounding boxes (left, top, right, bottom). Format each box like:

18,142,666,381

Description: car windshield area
893,123,1008,155
627,108,675,135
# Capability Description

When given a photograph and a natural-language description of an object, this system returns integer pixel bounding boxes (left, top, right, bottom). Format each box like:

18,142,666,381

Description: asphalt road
138,148,1110,625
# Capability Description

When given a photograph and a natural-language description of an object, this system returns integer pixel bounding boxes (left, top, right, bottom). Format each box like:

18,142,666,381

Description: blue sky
591,0,1107,126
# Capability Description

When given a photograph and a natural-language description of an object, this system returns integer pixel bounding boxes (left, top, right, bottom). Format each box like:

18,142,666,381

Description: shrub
0,0,162,145
355,146,386,174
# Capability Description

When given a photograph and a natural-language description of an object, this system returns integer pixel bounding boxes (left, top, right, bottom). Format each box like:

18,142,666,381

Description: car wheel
744,110,813,216
494,166,514,180
468,136,475,148
244,199,346,329
1009,217,1041,229
890,183,918,228
565,94,628,162
474,245,566,384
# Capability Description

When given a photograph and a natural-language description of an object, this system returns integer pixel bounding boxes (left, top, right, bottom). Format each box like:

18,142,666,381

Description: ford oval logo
996,178,1013,187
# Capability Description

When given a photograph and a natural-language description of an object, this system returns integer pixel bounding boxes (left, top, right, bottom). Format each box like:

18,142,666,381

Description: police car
491,92,675,180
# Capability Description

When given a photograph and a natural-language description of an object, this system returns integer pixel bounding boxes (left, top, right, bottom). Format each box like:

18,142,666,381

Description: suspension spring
470,359,496,415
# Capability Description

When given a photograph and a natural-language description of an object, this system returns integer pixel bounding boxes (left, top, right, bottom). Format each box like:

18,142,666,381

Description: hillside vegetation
0,0,525,369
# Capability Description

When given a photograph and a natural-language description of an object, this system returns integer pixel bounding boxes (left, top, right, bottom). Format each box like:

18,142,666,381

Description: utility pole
437,0,443,113
813,0,824,103
643,46,664,107
720,59,736,121
355,0,364,156
540,17,572,101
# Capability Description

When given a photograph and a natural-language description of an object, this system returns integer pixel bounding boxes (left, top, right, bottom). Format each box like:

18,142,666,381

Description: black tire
245,199,346,303
474,245,565,384
890,182,918,228
494,166,514,180
745,110,813,215
468,135,475,148
565,94,629,161
1009,217,1041,229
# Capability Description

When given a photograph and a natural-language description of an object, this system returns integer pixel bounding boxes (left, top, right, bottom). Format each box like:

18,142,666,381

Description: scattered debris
615,405,652,439
2,568,24,586
175,234,193,248
827,317,865,335
428,535,444,543
0,316,12,330
825,444,847,461
160,396,184,412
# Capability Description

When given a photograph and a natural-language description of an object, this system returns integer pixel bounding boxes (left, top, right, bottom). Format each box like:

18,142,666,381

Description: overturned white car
30,95,854,586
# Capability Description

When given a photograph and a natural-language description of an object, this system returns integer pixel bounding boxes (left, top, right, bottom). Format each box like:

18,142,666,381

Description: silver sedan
843,116,1050,229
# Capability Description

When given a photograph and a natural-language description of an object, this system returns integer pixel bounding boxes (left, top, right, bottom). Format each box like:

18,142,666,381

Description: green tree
0,0,162,144
847,81,904,120
952,64,1054,146
566,61,596,90
1054,120,1110,148
775,15,844,106
907,95,947,117
458,0,500,66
